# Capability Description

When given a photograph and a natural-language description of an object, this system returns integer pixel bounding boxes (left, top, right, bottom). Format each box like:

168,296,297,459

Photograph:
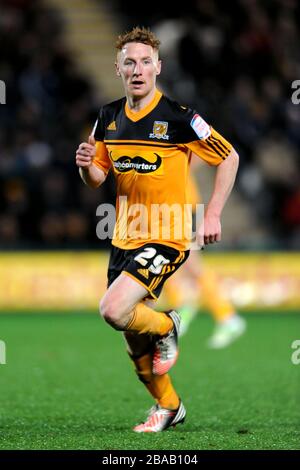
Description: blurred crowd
0,0,115,249
0,0,300,249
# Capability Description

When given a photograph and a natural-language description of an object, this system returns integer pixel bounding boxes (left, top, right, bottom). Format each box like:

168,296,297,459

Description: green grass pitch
0,312,299,450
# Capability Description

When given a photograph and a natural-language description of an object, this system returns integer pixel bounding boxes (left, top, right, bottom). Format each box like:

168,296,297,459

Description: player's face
116,42,161,99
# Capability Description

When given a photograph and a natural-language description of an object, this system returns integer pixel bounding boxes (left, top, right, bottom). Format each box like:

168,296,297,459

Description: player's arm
76,135,108,188
183,110,239,246
200,147,239,246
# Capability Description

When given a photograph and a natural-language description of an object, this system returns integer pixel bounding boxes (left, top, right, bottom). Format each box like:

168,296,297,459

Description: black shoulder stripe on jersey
208,135,231,154
205,140,226,160
104,140,177,149
207,137,230,158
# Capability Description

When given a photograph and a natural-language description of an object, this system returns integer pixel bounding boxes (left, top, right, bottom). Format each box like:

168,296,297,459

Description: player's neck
126,88,157,113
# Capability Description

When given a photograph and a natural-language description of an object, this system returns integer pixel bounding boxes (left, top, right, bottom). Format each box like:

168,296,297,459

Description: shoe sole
172,417,185,428
134,415,186,433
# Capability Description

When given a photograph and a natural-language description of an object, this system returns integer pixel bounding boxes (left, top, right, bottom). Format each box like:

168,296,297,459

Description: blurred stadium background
0,0,299,450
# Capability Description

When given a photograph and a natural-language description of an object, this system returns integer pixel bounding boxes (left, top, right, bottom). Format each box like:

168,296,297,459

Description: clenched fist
76,135,96,168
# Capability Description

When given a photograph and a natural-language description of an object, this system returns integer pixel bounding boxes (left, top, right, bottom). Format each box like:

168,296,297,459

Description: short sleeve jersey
93,89,232,251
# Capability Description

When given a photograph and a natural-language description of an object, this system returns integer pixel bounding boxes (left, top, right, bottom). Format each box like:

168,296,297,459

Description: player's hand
76,135,96,168
197,213,221,247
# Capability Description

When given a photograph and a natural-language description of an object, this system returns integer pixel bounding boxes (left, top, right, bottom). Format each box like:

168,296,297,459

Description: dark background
0,0,300,250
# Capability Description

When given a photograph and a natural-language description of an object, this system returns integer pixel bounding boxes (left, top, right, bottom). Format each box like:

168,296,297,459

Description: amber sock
132,353,180,410
126,302,173,336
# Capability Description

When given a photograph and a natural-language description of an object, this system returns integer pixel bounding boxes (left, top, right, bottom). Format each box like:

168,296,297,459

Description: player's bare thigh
99,272,149,329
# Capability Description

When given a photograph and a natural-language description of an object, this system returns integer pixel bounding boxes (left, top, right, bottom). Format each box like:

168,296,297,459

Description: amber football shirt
93,89,232,250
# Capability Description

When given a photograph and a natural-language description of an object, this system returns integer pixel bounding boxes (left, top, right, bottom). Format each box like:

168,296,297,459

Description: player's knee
99,296,126,329
99,297,114,322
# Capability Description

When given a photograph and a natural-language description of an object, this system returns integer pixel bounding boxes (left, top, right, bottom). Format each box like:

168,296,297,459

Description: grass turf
0,312,299,450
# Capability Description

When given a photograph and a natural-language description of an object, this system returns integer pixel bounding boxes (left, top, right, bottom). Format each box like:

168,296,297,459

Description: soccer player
162,170,246,348
75,26,239,432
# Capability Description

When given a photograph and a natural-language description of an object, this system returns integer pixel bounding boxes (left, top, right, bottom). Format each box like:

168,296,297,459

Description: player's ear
156,59,162,76
115,61,121,77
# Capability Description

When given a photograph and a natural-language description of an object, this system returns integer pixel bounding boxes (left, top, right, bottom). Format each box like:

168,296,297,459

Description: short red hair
115,26,160,51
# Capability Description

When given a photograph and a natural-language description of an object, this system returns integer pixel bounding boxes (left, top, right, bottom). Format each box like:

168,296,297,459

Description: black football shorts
107,243,189,300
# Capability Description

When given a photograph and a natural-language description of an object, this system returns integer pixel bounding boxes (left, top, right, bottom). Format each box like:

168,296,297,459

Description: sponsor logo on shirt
190,114,211,140
111,153,162,173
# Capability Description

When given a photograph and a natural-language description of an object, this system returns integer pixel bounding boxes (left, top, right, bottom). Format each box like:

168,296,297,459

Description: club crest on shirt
149,121,169,140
